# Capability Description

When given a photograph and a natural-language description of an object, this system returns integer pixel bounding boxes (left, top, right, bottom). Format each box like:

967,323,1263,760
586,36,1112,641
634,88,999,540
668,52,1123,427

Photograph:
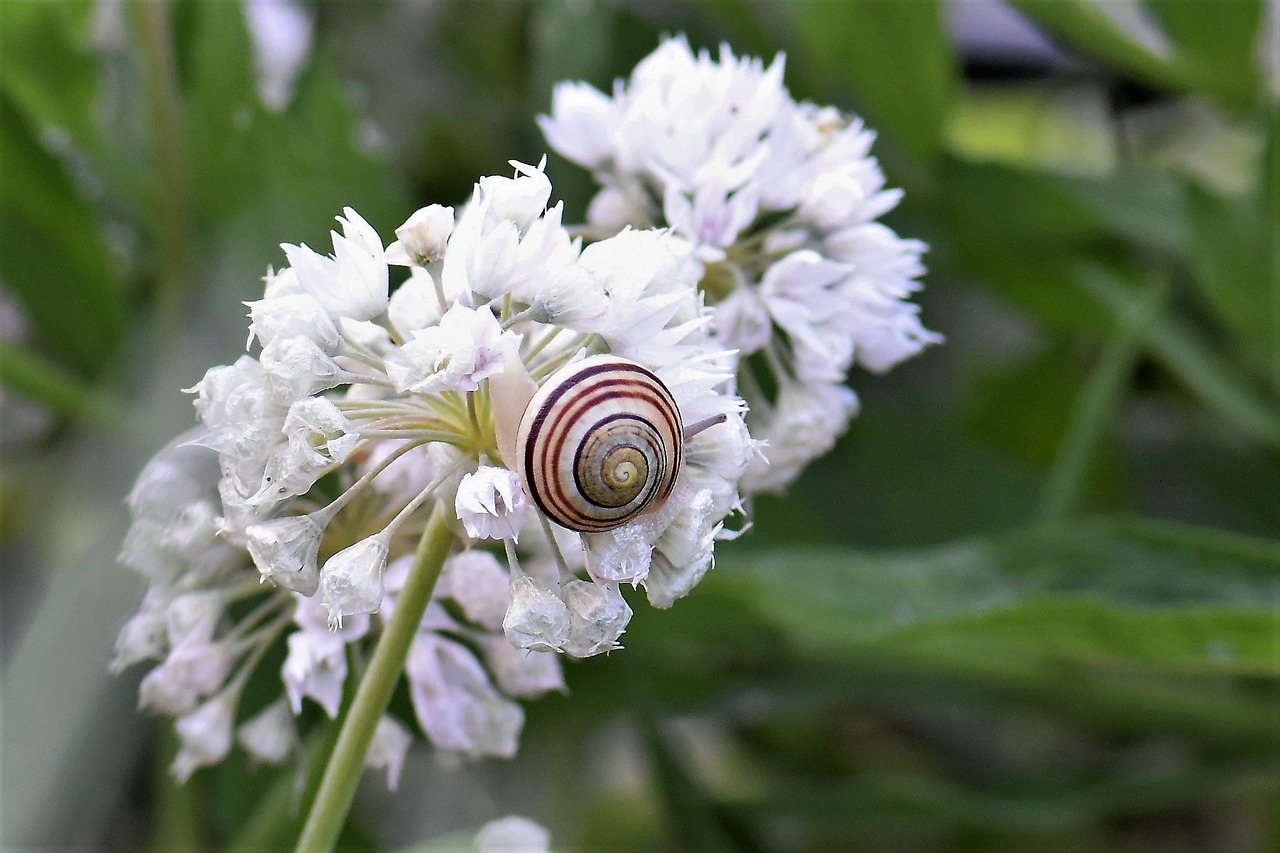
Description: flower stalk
294,502,453,853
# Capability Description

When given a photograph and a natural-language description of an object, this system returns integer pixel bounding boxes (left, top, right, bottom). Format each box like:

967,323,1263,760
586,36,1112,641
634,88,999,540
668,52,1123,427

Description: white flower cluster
115,35,936,788
541,36,940,492
115,158,750,780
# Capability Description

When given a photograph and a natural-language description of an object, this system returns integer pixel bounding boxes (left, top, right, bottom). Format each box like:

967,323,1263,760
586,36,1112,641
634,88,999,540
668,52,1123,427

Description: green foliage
2,1,1276,851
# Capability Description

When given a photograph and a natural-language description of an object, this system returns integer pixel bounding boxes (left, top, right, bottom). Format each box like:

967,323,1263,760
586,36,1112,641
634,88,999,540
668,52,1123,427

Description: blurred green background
1,1,1277,850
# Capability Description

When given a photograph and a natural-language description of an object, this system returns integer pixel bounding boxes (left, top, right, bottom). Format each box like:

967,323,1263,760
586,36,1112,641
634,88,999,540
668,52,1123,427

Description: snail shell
515,355,683,533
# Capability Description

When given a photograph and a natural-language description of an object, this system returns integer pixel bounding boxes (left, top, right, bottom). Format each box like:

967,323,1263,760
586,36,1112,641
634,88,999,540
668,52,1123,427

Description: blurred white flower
474,816,553,853
243,0,314,111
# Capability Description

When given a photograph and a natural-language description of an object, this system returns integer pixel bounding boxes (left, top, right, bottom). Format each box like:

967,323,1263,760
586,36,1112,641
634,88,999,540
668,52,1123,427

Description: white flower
438,550,511,630
385,304,517,394
538,80,616,168
479,636,565,698
541,35,939,495
709,284,772,358
439,161,580,304
138,642,235,716
759,250,856,383
282,594,369,717
583,522,652,584
246,292,340,352
259,336,346,401
366,715,413,791
406,633,523,759
474,816,552,853
171,691,236,781
502,575,569,652
110,606,168,673
118,149,760,777
281,208,387,322
742,381,859,494
645,488,717,608
165,591,225,648
243,0,313,112
456,466,530,542
236,698,295,765
387,267,444,339
250,397,358,508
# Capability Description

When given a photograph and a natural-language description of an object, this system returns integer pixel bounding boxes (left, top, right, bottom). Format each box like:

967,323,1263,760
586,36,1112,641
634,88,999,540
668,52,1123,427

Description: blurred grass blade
0,93,125,377
788,0,957,163
1037,276,1166,522
1079,265,1280,448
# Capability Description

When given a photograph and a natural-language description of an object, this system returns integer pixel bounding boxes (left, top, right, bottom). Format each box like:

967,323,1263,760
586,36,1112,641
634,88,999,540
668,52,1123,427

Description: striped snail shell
515,355,683,533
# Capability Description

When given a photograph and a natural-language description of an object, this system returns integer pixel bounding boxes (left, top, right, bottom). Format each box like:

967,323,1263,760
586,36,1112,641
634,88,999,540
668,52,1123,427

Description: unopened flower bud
393,204,454,266
320,536,389,629
563,579,632,658
245,514,324,595
502,575,569,652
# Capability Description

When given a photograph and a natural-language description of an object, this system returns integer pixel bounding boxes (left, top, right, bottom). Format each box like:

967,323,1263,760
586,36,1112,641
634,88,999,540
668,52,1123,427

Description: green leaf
711,516,1280,676
0,94,124,376
0,1,100,149
177,2,405,247
1006,0,1187,93
1035,277,1163,522
788,0,957,163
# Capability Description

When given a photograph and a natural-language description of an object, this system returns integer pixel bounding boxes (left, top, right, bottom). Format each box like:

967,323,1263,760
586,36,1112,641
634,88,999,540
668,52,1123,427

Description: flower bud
320,536,389,629
393,204,454,266
245,514,324,595
562,579,632,658
502,576,569,652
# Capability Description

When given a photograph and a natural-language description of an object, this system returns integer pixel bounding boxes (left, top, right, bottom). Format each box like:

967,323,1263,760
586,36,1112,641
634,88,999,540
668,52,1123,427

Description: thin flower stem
381,458,467,539
521,325,565,364
294,502,454,853
538,513,573,580
316,439,425,521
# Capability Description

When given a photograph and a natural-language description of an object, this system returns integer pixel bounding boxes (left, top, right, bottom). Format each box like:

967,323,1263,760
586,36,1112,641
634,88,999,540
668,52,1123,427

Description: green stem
1036,276,1165,523
293,503,454,853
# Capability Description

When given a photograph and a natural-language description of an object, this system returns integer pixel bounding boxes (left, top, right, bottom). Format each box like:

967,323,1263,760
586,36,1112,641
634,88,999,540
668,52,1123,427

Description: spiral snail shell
515,355,683,533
